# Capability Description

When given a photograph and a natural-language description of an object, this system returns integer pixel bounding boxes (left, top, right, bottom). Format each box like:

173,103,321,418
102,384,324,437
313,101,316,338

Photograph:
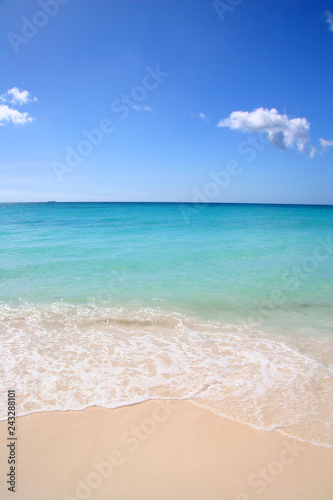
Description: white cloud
325,10,333,32
218,107,315,156
319,138,333,151
0,87,37,105
0,87,37,126
0,104,33,126
132,104,152,112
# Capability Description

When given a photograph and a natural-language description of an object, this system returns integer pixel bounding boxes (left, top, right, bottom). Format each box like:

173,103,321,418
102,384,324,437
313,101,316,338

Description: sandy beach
0,400,332,500
2,0,333,498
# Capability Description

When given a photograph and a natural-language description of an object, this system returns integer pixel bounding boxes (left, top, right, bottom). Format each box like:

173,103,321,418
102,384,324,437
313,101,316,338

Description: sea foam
1,301,332,448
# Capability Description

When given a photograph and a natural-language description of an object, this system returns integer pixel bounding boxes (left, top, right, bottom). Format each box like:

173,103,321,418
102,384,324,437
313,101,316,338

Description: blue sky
0,0,333,203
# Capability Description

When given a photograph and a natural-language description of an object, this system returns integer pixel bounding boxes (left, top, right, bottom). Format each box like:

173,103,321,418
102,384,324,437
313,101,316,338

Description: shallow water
1,203,332,446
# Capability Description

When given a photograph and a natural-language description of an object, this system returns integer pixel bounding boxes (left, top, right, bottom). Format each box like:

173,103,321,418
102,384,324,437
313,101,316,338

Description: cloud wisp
325,10,333,32
191,112,209,122
198,112,209,122
218,107,316,157
319,138,333,152
0,87,37,126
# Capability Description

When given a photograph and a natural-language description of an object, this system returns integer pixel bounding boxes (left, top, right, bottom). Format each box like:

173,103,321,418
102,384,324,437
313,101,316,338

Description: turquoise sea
1,203,332,446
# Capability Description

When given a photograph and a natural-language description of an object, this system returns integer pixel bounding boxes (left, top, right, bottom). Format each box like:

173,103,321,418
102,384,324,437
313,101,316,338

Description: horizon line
1,201,333,207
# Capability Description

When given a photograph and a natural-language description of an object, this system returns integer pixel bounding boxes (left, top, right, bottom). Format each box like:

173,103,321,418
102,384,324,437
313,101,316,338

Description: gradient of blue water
1,203,333,445
1,202,333,334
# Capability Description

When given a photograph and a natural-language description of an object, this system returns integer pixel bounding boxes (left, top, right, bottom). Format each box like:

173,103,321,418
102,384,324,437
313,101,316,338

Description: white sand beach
1,400,332,500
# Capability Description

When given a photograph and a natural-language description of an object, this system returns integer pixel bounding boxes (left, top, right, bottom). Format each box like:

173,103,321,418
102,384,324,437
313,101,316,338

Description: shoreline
2,397,332,450
2,301,332,450
1,400,332,500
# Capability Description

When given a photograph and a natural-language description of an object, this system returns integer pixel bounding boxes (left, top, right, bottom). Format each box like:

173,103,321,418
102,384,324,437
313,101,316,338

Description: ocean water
0,202,332,446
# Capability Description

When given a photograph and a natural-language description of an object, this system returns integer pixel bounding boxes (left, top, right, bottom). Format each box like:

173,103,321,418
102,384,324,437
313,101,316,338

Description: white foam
1,301,332,448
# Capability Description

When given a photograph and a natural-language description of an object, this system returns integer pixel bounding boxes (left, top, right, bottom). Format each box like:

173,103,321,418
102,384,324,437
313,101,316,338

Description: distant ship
47,201,56,203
